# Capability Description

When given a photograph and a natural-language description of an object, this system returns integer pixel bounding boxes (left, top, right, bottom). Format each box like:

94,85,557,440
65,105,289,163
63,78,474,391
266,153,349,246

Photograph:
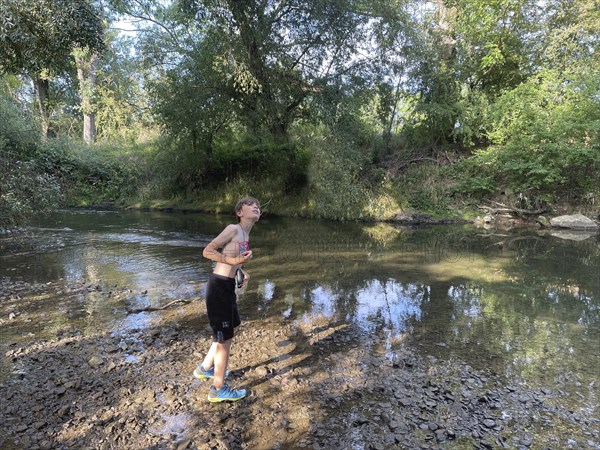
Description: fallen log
478,201,547,219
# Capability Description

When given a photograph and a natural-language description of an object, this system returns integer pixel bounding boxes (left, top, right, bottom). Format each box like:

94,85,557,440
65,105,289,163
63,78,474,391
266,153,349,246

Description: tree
115,0,412,144
92,31,150,143
402,0,540,151
149,43,233,158
540,0,600,72
0,0,105,139
74,48,99,143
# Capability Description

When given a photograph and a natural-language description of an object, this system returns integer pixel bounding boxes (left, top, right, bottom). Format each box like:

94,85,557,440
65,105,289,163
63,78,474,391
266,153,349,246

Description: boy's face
237,202,261,222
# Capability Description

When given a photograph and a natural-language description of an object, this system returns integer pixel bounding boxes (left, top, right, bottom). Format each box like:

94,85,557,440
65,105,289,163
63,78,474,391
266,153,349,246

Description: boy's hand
241,271,249,288
237,250,253,264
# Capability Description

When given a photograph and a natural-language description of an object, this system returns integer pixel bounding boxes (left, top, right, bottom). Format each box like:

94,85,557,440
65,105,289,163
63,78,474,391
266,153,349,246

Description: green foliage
36,140,142,205
453,70,600,201
449,151,497,197
0,91,61,227
0,0,105,75
541,0,600,72
451,87,491,147
3,0,600,222
308,154,369,220
0,154,62,227
394,163,454,216
453,0,534,92
0,88,38,155
93,33,154,144
133,0,415,147
147,32,233,150
298,126,369,220
0,0,105,141
0,81,141,209
403,0,537,150
209,142,302,186
403,63,461,148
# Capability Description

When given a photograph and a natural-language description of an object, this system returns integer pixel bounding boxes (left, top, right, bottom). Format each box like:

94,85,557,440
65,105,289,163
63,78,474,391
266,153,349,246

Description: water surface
1,209,598,415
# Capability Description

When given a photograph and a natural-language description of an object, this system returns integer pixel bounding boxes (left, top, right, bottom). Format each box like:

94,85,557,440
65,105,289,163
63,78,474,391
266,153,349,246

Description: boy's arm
202,224,238,264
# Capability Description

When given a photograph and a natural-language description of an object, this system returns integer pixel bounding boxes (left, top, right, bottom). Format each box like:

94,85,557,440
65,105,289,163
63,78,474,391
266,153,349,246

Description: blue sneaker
208,383,248,403
193,364,230,380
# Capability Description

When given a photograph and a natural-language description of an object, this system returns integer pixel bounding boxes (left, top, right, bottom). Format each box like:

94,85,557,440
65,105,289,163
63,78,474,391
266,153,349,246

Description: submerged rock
550,230,596,241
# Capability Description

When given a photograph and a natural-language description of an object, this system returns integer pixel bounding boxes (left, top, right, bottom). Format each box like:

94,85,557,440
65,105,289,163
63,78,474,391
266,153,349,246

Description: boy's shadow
231,320,355,391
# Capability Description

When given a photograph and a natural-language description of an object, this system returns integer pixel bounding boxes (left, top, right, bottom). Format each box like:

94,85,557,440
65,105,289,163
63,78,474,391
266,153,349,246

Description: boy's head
235,197,260,222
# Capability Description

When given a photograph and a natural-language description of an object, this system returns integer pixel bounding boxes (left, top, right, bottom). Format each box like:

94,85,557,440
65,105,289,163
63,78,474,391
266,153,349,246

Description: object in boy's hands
235,269,244,288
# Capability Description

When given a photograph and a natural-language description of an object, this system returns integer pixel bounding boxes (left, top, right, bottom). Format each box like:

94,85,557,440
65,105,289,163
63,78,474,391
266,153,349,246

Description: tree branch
126,299,190,314
477,201,547,218
120,11,182,50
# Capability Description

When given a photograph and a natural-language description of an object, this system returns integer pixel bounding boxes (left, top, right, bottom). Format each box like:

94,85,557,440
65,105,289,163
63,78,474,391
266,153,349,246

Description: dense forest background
1,0,599,226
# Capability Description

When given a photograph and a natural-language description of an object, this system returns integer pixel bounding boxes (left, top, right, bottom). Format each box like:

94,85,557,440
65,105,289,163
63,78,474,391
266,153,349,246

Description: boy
193,197,261,402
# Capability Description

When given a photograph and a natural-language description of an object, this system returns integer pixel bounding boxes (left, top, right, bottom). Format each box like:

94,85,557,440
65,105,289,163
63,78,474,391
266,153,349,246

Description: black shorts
205,273,241,342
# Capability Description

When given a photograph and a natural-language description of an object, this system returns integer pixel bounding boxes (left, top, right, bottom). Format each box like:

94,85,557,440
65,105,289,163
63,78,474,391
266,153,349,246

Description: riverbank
1,277,598,450
68,199,600,232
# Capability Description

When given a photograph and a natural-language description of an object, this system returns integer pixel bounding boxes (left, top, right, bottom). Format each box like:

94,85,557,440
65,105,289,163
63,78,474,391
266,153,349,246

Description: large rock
549,214,598,230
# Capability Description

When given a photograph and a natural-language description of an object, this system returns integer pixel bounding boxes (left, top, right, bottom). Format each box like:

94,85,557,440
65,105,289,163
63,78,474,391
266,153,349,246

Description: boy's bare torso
212,225,246,278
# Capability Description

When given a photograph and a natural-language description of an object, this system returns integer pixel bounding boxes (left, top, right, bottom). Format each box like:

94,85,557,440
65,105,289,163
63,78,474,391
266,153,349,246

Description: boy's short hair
235,197,260,216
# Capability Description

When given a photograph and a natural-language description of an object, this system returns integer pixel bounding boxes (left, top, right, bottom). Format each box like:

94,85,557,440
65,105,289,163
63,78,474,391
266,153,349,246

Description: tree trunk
270,121,287,143
384,80,402,155
436,0,457,62
75,50,98,143
35,77,50,141
83,111,96,144
228,1,289,143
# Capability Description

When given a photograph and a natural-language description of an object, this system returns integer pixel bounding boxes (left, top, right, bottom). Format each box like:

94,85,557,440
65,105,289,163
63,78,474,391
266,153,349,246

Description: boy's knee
216,339,232,349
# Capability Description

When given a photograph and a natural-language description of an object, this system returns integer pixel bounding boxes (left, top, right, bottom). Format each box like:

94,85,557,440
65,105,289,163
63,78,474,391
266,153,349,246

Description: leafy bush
38,140,143,205
0,93,39,156
394,163,454,215
0,93,62,227
0,153,63,227
302,132,371,220
453,70,600,202
205,139,309,193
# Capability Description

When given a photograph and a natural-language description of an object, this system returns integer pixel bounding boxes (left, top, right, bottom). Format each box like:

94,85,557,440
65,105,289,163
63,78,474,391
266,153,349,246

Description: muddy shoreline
1,278,599,450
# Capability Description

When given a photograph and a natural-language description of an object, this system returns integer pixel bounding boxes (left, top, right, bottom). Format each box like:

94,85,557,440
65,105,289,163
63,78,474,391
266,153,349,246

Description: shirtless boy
193,197,260,402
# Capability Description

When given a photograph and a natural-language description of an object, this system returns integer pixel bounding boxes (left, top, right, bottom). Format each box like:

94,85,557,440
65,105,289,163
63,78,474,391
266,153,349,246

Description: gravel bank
1,279,598,450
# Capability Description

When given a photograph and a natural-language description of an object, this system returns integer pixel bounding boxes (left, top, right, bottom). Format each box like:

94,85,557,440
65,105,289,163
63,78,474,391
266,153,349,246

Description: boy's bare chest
223,229,248,255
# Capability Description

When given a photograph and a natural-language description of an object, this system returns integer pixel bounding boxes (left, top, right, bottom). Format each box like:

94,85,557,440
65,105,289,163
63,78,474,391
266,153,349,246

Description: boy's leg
207,337,247,402
201,341,218,371
194,342,232,379
212,339,232,389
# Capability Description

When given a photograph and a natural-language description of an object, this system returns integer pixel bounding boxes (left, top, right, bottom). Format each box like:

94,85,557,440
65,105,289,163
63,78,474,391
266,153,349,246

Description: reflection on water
294,279,424,334
1,209,599,411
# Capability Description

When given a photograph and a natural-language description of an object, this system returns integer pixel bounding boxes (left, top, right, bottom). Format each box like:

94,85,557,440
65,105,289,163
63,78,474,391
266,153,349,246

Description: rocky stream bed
1,278,599,450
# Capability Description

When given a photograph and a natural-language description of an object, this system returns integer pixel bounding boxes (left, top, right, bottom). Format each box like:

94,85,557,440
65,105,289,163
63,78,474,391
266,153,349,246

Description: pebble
435,430,446,442
87,356,103,368
255,366,268,377
519,434,534,447
483,419,496,428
